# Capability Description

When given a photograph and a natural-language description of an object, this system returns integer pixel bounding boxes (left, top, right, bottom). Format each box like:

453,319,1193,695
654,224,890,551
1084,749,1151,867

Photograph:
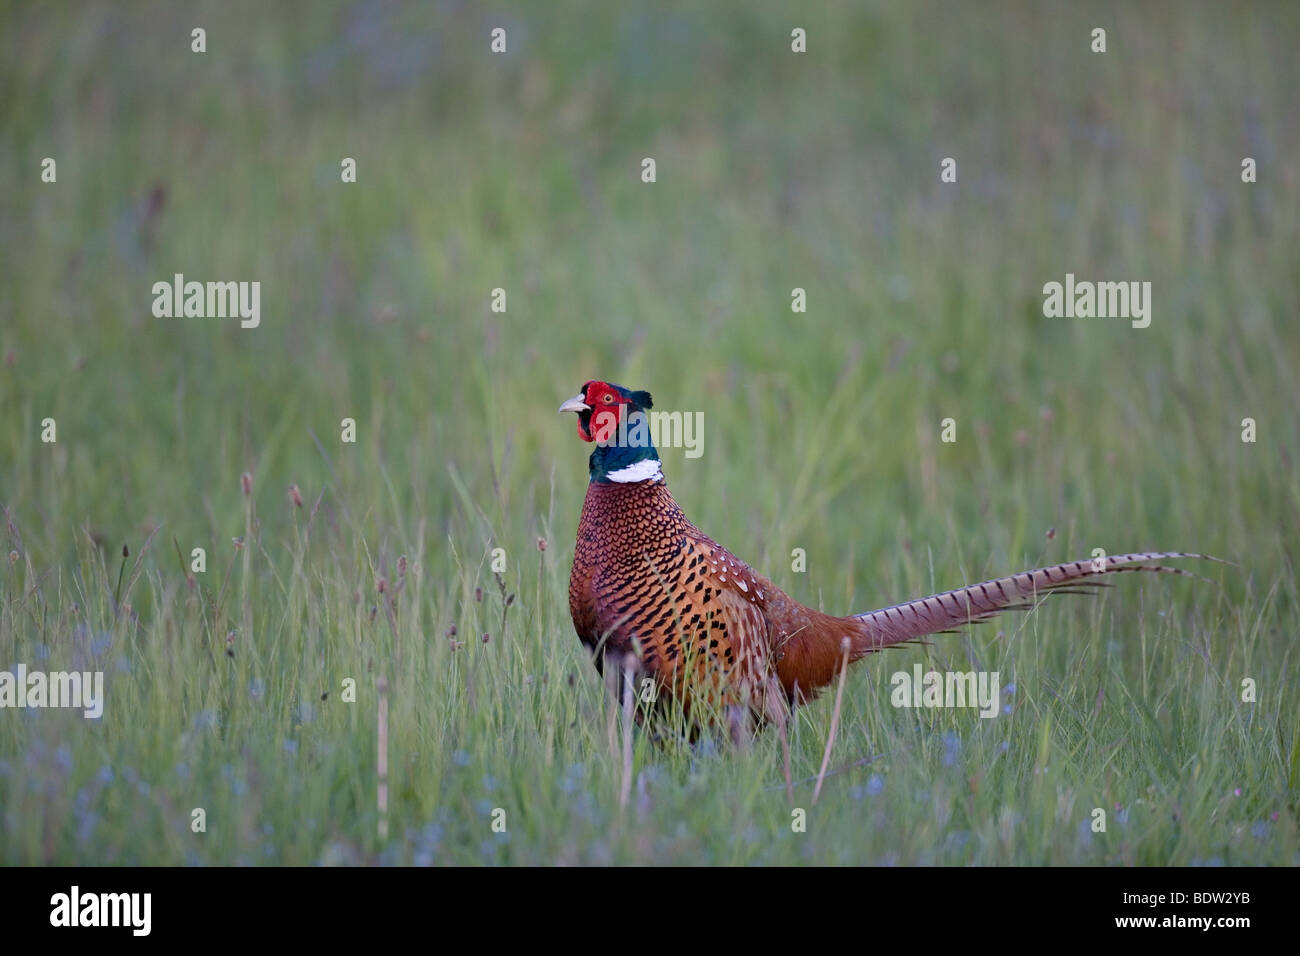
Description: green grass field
2,1,1298,865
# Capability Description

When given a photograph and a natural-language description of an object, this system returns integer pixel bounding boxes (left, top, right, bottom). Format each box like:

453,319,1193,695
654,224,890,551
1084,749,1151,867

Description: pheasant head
558,380,661,483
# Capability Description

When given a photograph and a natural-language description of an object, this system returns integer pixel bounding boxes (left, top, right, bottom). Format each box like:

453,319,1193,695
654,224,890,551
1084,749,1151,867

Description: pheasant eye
603,394,613,403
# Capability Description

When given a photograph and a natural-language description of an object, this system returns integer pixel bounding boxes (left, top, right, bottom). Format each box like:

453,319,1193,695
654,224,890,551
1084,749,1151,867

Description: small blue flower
55,746,73,773
35,644,50,660
1251,821,1270,840
97,765,114,785
193,709,217,730
452,749,470,767
570,791,597,822
174,762,190,781
90,634,112,656
419,823,443,849
282,739,299,756
1002,682,1017,696
561,762,585,794
247,678,266,701
22,742,45,769
866,774,885,796
942,732,962,766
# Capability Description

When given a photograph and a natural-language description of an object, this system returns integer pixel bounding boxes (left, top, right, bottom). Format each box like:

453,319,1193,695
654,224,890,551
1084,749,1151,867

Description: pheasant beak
557,394,590,414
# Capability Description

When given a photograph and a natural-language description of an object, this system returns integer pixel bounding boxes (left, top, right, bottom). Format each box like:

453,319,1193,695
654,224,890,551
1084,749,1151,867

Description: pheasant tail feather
853,552,1217,652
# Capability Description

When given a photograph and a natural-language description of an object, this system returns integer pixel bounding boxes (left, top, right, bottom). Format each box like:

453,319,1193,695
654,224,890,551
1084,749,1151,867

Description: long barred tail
854,552,1221,651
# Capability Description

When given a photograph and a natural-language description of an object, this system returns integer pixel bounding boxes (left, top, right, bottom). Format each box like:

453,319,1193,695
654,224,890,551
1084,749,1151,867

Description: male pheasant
561,380,1207,754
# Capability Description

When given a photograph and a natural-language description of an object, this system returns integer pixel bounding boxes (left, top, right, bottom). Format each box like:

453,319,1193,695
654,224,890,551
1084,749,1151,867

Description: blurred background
3,0,1297,561
1,1,1297,864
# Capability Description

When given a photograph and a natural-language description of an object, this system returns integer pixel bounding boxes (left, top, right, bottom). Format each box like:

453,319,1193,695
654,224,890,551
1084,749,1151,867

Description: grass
1,0,1297,865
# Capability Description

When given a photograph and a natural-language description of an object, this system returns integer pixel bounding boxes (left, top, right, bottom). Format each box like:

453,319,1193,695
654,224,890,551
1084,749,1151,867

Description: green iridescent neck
588,412,662,483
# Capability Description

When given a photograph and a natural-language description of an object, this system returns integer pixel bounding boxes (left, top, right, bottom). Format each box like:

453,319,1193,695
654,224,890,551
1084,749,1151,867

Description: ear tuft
629,390,653,409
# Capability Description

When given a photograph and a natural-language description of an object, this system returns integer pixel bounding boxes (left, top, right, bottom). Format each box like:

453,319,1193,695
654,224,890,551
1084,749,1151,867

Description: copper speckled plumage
561,380,1212,747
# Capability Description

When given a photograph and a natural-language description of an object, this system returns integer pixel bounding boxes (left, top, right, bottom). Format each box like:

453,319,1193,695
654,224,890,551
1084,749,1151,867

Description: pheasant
561,380,1209,780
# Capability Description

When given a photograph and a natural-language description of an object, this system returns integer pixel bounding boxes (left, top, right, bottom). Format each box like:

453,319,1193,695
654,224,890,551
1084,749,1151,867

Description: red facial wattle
574,381,626,443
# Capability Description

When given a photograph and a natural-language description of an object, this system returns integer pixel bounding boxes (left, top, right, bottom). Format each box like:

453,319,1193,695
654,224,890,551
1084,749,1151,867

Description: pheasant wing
588,536,774,712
